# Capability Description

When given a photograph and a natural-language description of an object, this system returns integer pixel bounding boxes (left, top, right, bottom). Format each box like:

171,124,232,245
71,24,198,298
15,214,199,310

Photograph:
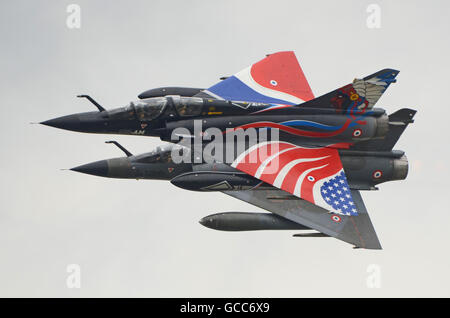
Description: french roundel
352,129,362,137
331,215,342,222
372,170,382,179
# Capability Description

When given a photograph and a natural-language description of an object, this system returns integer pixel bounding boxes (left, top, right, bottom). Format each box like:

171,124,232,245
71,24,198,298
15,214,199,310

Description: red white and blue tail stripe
200,51,314,105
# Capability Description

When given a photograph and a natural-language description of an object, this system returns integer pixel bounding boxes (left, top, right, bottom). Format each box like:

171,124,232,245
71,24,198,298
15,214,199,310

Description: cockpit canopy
106,95,204,121
106,97,168,121
135,144,190,164
171,96,203,116
106,105,135,120
134,97,168,121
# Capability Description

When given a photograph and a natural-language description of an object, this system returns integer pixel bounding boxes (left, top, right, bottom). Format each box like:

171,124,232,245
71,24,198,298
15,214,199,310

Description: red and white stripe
231,141,349,214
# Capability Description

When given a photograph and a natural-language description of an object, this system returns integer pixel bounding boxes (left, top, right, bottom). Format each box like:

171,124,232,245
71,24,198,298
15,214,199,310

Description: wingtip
363,68,400,81
352,241,383,250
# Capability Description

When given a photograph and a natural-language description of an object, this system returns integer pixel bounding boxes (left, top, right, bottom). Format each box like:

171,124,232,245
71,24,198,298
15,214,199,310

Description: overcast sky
1,0,449,297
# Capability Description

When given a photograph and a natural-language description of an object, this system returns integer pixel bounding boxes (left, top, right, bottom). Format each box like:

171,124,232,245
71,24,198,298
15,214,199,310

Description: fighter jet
42,51,417,249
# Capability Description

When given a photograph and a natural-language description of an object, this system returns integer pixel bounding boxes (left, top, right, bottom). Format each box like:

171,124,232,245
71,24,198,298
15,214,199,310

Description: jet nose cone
199,216,214,228
41,114,80,131
137,91,149,99
71,160,109,177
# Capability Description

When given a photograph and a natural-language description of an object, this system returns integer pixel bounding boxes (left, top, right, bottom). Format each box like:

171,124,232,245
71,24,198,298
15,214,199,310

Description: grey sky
1,0,449,297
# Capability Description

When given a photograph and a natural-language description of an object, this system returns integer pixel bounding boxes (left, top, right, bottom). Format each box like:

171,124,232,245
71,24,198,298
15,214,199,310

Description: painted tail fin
195,51,315,104
298,68,399,113
353,108,417,151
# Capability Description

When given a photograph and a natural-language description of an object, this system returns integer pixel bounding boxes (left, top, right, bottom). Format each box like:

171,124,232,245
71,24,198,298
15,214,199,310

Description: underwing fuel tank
199,212,310,231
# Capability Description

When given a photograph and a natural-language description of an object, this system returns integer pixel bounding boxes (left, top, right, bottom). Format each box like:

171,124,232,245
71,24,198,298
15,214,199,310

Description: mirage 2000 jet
41,51,416,249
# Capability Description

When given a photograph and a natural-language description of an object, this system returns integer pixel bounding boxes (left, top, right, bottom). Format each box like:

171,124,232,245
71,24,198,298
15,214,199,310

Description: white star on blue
320,171,357,216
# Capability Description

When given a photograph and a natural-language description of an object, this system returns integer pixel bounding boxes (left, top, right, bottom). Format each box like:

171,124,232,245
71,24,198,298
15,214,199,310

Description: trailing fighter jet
42,51,416,249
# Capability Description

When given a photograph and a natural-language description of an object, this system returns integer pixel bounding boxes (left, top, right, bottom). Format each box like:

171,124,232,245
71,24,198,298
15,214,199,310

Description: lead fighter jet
41,51,416,249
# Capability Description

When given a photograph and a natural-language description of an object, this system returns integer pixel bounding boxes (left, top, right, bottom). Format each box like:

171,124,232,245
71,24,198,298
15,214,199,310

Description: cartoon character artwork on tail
327,69,399,116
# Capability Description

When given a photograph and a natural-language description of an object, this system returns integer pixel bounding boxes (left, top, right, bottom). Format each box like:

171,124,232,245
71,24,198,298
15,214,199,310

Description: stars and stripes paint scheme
231,141,358,216
201,51,314,105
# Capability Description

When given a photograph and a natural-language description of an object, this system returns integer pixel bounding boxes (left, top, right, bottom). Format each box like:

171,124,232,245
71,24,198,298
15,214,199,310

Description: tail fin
299,68,399,113
353,108,417,151
195,51,315,105
384,108,417,150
